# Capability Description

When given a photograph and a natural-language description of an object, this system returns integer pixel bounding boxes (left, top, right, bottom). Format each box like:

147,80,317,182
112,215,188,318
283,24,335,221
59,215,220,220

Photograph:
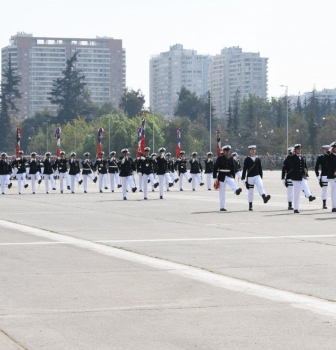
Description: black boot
249,202,253,211
262,194,271,203
323,200,327,209
309,195,316,202
288,202,293,210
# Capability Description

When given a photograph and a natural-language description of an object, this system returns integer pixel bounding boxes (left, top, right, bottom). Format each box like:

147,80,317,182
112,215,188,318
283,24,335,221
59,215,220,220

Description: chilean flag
55,124,61,157
136,118,146,157
216,126,221,157
176,127,181,158
97,127,104,158
16,126,22,157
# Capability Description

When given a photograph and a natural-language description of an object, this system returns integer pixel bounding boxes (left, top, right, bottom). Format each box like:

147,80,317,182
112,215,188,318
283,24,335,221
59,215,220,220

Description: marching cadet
281,147,294,210
290,144,316,213
81,152,97,193
175,151,192,191
315,145,330,209
327,142,336,212
68,152,83,193
166,153,178,188
156,147,173,199
0,153,12,194
204,152,214,190
135,157,143,192
213,145,242,211
108,151,122,192
94,152,108,193
28,152,42,194
189,152,204,191
242,145,271,211
54,151,71,193
119,148,137,200
11,150,29,194
151,153,158,191
139,147,154,200
231,152,242,180
43,152,56,193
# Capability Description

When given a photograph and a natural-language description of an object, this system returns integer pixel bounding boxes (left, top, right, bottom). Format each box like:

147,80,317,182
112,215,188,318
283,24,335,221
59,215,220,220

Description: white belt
109,166,118,168
219,170,230,172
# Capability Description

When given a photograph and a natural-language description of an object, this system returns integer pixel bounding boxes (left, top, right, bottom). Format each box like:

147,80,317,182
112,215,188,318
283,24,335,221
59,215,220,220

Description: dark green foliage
119,88,145,118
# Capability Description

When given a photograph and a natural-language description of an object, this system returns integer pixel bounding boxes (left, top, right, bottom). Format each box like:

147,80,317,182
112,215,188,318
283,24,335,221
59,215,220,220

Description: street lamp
280,85,289,151
208,91,212,152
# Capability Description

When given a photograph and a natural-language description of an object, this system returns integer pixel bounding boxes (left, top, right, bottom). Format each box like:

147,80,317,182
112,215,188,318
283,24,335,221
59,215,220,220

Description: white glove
282,179,286,187
140,156,145,160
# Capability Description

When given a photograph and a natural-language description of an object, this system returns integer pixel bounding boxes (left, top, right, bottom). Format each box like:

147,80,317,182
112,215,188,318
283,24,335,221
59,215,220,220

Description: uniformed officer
68,152,83,193
156,147,173,199
54,151,71,193
315,145,330,209
119,148,137,200
28,152,42,194
166,153,178,188
204,152,214,190
139,147,154,200
43,152,56,193
189,152,204,191
81,152,97,193
0,153,12,194
94,152,108,193
175,151,191,191
213,145,242,211
135,156,143,192
231,152,242,180
11,150,28,194
108,151,121,192
290,144,316,213
327,141,336,212
281,147,294,210
151,153,158,191
241,145,271,211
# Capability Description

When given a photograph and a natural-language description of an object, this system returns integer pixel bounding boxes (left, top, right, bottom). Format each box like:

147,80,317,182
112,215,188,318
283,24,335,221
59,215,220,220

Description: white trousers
320,175,328,201
0,175,7,193
59,172,70,192
109,173,120,191
205,173,212,189
5,175,11,185
286,178,312,202
191,173,203,190
301,178,312,198
44,174,55,193
121,176,135,198
164,173,172,190
236,171,242,180
138,173,143,191
170,172,177,182
219,177,239,209
179,172,190,189
247,175,266,203
30,173,41,193
83,173,95,192
17,172,27,193
142,174,150,198
158,174,167,196
70,174,81,192
292,180,303,211
286,179,294,202
328,179,336,209
98,173,108,191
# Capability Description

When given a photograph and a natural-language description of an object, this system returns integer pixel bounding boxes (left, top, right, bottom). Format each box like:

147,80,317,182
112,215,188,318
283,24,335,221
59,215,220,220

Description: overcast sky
1,0,335,106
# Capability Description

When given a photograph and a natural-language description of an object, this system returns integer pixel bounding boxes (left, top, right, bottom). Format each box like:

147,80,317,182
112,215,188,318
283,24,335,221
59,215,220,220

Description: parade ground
1,170,336,350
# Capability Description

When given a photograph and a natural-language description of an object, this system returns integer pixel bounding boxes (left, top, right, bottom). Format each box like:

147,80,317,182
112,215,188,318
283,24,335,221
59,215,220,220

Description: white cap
222,145,231,150
294,144,301,149
158,147,166,152
248,145,256,149
121,148,128,153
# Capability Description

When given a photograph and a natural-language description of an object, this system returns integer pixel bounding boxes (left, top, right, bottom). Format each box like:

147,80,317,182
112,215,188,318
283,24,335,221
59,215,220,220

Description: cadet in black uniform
204,152,214,190
166,153,178,186
28,152,42,194
281,147,294,209
175,151,191,191
11,150,28,194
94,153,108,193
327,142,336,212
43,152,56,193
108,151,121,192
139,147,155,199
68,152,82,193
290,144,316,213
54,151,70,193
213,145,242,211
315,145,330,209
189,152,204,191
82,152,97,193
231,152,242,180
241,145,271,211
156,147,173,199
135,157,143,192
0,153,12,194
119,148,137,200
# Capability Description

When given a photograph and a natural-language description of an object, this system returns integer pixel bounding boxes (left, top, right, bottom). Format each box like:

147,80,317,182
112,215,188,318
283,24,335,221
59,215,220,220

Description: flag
176,127,181,158
16,126,22,157
216,126,221,157
136,117,146,157
97,127,104,158
55,124,61,157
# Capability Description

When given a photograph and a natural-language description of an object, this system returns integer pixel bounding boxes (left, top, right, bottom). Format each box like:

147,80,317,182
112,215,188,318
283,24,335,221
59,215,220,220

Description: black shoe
139,189,143,192
19,192,21,195
262,194,271,203
200,182,204,186
105,187,108,190
208,188,211,191
147,179,150,183
8,183,12,189
67,186,71,190
180,188,183,191
220,208,227,211
111,190,114,193
169,182,174,187
309,196,316,202
294,210,300,213
2,193,4,195
32,192,35,194
160,196,163,199
132,187,137,193
118,184,122,188
192,189,195,191
235,188,242,195
93,177,97,183
144,197,147,200
126,190,128,192
124,197,127,200
79,180,83,185
288,202,293,210
167,189,170,192
152,189,155,192
52,188,56,191
188,178,192,183
174,178,179,183
154,182,159,188
61,190,63,194
332,208,336,212
71,191,75,194
24,184,28,188
46,192,49,194
323,200,327,209
249,203,253,211
84,191,87,193
37,180,42,185
100,190,103,193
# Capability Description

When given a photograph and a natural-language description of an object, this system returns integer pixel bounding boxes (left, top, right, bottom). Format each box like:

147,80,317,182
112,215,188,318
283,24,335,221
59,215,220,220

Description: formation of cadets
1,142,336,213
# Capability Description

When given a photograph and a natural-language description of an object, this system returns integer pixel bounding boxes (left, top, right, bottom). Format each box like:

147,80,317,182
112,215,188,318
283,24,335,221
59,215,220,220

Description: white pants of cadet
83,173,95,192
70,174,81,192
236,171,242,180
17,172,27,193
59,172,70,192
191,173,203,189
286,179,294,202
164,173,173,190
0,175,7,193
109,173,120,191
320,176,328,201
44,174,55,193
12,168,18,178
292,180,304,211
158,174,168,196
170,172,177,182
300,178,312,198
142,174,151,198
219,177,239,209
328,179,336,209
30,173,41,193
121,176,135,198
179,172,190,189
137,173,143,191
5,175,11,185
98,173,108,191
205,173,212,189
247,175,265,203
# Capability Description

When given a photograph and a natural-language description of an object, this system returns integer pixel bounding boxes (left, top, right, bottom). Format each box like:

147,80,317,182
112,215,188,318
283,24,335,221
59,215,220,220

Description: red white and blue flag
55,124,61,157
216,126,221,157
97,127,104,158
136,117,146,157
16,126,22,157
176,127,181,158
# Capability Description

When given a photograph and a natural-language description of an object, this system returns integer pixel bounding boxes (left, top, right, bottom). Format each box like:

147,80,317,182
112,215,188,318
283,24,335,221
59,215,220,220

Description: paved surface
0,171,336,349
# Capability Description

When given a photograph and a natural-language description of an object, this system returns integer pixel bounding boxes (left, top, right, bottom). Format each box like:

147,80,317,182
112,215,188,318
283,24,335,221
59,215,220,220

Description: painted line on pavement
0,219,336,320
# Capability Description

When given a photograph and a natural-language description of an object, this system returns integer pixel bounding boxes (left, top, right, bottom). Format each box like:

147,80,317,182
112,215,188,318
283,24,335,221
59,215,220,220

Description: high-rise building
149,44,210,117
1,33,126,119
208,47,268,119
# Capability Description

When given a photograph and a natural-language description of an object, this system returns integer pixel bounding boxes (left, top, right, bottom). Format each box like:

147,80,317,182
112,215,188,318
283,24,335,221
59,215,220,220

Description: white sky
1,0,335,106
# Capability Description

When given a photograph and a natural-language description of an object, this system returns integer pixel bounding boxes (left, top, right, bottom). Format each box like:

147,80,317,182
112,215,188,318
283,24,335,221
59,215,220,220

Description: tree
0,54,21,152
232,89,240,135
48,52,88,124
119,88,145,118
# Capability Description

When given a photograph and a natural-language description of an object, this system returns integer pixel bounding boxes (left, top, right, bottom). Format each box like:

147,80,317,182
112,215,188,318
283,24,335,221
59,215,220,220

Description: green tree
0,54,21,152
119,88,145,118
48,52,88,124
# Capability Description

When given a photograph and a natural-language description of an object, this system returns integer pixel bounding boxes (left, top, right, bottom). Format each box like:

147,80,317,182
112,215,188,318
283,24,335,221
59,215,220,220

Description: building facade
1,33,126,119
149,44,210,117
208,47,268,119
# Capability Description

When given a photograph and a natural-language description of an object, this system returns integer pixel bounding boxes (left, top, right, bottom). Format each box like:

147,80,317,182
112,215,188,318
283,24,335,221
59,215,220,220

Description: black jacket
167,159,175,172
54,158,68,173
242,157,263,180
43,158,54,175
327,153,336,179
119,156,135,177
175,158,188,174
213,156,235,181
0,160,11,175
81,159,94,175
290,154,308,181
28,159,41,175
156,156,168,175
68,159,80,175
204,159,214,174
281,155,293,180
315,154,329,177
108,158,119,174
139,156,154,175
94,159,107,174
11,157,27,174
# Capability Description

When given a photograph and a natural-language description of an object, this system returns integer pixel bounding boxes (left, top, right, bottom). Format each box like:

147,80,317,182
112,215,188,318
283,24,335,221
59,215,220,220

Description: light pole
208,91,212,152
152,114,155,151
280,85,289,151
46,122,48,152
109,116,111,154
